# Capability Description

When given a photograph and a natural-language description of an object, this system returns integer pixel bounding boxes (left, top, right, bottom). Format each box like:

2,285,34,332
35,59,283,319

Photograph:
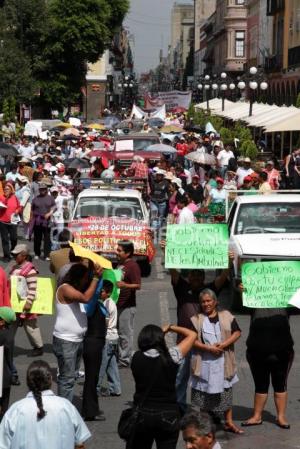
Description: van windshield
235,203,300,234
74,197,144,221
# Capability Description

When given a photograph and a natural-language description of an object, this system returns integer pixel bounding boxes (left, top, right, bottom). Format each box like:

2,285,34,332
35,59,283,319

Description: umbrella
87,150,111,158
160,125,183,133
184,125,204,133
51,122,72,129
185,151,216,165
64,158,90,169
61,128,80,137
61,135,81,141
0,143,18,157
103,116,120,128
145,144,177,154
86,123,105,130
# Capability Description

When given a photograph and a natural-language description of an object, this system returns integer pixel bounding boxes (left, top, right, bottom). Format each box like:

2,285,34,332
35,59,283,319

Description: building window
235,0,245,4
235,31,245,57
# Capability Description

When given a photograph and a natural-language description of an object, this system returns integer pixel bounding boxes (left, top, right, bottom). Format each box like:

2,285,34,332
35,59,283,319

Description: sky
124,0,193,75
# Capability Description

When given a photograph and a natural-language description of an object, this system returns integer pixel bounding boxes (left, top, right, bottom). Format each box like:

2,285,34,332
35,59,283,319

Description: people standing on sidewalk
10,244,44,357
53,262,102,403
98,280,121,397
31,183,56,261
0,360,91,449
116,241,141,368
0,183,20,262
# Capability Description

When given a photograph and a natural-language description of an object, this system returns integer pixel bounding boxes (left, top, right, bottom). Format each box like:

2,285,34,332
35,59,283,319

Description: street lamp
237,66,268,116
118,74,138,108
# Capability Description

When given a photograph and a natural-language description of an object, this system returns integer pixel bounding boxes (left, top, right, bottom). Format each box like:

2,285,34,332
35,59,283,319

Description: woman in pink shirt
265,161,280,190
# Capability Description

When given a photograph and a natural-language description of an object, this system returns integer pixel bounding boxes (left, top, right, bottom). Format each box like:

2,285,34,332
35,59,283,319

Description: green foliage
296,93,300,109
234,121,252,142
220,127,234,145
209,115,223,132
187,104,223,131
0,0,129,109
240,139,258,160
2,98,9,123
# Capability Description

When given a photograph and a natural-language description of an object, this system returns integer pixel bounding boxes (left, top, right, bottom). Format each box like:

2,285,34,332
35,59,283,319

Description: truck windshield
235,203,300,234
74,197,144,220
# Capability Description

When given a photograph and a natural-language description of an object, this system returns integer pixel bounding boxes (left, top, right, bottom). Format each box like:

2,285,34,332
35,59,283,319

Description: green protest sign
102,269,122,303
242,261,300,308
165,224,228,269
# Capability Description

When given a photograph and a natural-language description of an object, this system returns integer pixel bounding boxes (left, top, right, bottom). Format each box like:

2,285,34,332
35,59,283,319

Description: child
97,280,121,397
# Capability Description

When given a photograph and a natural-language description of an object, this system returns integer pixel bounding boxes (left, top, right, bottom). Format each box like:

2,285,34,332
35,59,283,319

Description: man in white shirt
180,411,222,449
177,196,195,225
236,157,254,187
217,144,234,177
18,139,35,158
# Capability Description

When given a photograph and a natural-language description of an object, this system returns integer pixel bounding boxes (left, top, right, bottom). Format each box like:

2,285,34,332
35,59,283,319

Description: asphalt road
2,248,300,449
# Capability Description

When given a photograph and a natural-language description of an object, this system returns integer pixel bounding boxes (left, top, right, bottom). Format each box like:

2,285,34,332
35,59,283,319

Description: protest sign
102,269,122,303
69,241,112,269
242,261,300,308
69,217,155,262
165,224,228,269
11,277,55,315
144,91,191,111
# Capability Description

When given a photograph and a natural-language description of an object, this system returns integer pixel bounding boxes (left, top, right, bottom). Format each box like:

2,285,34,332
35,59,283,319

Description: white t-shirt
178,207,195,224
236,167,254,186
210,188,226,203
103,298,118,341
19,144,35,158
217,150,234,167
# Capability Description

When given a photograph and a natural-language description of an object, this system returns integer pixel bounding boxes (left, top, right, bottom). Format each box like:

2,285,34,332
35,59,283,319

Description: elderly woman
190,289,243,434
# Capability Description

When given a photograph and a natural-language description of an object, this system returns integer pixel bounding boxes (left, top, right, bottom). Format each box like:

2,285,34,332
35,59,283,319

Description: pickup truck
227,193,300,308
68,186,154,276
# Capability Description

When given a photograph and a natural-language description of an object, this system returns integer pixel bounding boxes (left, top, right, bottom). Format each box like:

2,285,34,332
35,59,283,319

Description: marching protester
9,244,44,360
53,262,103,403
0,360,91,449
0,183,20,262
122,323,196,449
116,240,141,368
31,183,56,260
190,289,243,434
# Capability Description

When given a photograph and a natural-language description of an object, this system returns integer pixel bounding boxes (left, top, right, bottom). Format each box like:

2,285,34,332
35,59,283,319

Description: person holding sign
53,262,103,404
9,244,44,364
190,289,243,435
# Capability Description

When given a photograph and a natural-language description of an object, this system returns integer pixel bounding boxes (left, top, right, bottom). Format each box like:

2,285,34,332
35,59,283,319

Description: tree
240,139,258,160
38,0,129,108
296,92,300,109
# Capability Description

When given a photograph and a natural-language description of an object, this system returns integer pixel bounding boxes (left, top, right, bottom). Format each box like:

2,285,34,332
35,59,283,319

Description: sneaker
45,257,50,261
75,370,85,380
34,256,39,260
29,347,44,357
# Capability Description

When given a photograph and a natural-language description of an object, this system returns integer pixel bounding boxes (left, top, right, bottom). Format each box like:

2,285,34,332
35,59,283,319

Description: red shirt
0,194,20,223
176,143,188,157
117,258,141,309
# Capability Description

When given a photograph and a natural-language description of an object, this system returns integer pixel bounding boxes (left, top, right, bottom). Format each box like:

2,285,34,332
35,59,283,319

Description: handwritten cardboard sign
242,261,300,308
11,277,55,315
165,224,228,269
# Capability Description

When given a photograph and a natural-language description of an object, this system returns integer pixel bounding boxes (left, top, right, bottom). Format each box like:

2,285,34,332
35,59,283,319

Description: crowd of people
0,117,297,449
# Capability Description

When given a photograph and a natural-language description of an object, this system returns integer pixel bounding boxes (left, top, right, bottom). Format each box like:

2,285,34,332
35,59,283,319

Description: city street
3,249,300,449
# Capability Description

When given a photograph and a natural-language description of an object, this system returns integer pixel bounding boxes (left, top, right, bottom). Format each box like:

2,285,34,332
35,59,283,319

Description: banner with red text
69,217,155,262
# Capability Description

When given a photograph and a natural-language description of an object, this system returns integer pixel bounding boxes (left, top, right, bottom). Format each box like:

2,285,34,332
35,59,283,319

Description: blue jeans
118,307,135,366
150,201,167,231
175,352,191,413
98,339,121,395
53,336,83,402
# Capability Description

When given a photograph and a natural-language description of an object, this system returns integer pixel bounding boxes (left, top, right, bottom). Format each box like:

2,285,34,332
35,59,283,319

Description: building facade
194,0,217,78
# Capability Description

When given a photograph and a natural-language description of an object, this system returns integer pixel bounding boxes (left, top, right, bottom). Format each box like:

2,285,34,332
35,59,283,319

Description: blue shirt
0,390,91,449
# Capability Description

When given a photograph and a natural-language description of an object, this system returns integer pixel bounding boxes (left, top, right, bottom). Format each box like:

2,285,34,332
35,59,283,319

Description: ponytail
26,360,52,421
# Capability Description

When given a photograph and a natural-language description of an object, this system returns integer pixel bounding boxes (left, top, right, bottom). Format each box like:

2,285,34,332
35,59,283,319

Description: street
4,248,300,449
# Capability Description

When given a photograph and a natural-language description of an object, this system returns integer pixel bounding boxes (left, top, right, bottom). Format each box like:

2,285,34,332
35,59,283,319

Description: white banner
145,91,191,111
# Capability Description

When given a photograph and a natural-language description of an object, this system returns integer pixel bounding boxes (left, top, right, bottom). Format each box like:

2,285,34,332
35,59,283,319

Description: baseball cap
171,177,182,188
0,307,16,324
216,177,224,184
266,160,274,165
244,157,251,163
244,175,253,182
11,244,29,255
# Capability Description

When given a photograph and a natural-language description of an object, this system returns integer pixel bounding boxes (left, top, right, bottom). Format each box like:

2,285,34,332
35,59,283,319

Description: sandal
241,420,263,427
224,423,244,434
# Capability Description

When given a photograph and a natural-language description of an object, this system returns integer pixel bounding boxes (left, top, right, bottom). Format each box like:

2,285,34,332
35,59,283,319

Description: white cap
244,157,251,163
155,169,166,176
171,177,182,188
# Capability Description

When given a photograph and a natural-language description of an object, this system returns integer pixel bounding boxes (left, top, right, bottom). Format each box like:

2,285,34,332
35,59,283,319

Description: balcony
264,54,283,72
288,45,300,69
266,0,285,16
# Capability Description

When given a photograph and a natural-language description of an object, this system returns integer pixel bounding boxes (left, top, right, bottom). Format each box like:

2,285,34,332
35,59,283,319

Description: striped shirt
11,264,38,305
